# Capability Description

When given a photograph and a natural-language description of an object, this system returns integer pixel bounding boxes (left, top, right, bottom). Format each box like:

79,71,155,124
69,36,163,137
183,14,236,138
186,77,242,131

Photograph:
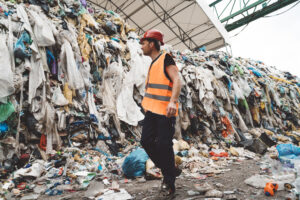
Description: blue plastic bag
122,148,149,178
248,67,262,77
276,144,300,161
277,144,300,156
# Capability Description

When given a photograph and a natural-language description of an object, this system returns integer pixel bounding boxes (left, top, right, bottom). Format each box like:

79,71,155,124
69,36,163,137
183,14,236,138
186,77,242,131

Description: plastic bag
276,144,300,159
102,21,117,35
122,148,149,178
0,34,15,99
0,122,8,134
0,102,15,122
248,67,262,77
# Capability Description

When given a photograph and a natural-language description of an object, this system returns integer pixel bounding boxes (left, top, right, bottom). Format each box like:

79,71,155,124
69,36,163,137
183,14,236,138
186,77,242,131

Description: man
140,29,182,198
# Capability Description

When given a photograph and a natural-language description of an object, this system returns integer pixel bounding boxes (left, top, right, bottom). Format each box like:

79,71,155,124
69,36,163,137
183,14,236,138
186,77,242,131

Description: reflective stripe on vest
147,83,172,91
144,93,171,102
141,52,179,116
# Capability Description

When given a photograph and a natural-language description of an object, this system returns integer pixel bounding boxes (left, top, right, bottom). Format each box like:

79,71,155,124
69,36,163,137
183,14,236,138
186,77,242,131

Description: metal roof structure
209,0,299,32
87,0,231,51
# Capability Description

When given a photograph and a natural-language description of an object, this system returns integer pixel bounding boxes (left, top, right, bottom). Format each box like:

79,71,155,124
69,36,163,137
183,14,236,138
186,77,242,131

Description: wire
230,0,300,37
230,23,250,38
264,0,300,17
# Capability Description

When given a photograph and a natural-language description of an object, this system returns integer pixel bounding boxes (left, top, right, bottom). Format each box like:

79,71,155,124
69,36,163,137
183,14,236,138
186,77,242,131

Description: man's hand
166,101,177,117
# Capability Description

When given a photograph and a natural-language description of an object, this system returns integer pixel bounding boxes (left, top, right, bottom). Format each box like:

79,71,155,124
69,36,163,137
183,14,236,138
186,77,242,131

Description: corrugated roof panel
88,0,230,50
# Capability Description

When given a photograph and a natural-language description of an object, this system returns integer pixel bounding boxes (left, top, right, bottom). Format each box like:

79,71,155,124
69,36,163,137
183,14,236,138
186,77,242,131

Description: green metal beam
220,0,267,22
225,0,299,31
209,0,223,7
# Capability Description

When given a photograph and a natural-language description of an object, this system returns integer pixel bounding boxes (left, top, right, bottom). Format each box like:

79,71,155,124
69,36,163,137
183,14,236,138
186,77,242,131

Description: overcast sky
220,2,300,78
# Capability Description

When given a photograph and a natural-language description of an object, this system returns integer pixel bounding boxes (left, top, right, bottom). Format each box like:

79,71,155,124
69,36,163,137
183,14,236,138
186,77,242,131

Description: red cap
140,29,164,45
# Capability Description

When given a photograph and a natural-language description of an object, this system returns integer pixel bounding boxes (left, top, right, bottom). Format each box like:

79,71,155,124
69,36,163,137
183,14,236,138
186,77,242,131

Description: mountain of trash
0,0,300,198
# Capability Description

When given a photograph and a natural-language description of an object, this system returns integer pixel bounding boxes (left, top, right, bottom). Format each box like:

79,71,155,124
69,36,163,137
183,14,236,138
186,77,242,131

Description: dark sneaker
156,181,176,200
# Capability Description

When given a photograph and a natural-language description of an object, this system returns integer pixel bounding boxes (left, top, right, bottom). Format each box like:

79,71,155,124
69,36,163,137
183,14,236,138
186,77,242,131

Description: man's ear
149,41,154,49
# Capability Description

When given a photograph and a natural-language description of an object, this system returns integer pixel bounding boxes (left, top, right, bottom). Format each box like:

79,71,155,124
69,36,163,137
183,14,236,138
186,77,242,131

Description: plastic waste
0,102,15,122
187,190,200,196
122,148,149,178
102,21,117,35
20,194,40,200
276,144,300,162
13,31,32,61
96,188,132,200
205,189,223,198
84,181,105,198
0,122,8,134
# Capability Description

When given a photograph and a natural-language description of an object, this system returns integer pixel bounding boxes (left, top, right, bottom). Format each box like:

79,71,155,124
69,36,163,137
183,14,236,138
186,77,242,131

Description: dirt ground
120,159,290,200
38,158,292,200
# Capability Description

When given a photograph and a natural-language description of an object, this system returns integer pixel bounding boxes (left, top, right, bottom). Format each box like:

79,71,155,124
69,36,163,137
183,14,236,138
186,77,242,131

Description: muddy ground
39,158,293,200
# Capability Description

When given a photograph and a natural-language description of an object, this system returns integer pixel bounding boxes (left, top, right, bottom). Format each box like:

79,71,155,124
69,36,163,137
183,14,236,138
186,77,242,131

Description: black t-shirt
150,53,176,82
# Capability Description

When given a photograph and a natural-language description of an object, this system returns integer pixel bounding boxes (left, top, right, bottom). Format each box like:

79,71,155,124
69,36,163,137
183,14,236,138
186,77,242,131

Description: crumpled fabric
221,116,234,138
233,106,248,132
78,14,98,62
60,40,84,90
232,81,245,100
102,60,125,143
52,87,69,106
44,102,62,154
116,33,150,125
28,54,46,104
27,8,55,47
0,34,15,99
13,31,32,61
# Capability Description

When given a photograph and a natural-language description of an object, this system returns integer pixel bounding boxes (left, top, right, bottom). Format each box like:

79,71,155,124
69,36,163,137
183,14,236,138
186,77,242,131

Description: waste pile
0,0,300,199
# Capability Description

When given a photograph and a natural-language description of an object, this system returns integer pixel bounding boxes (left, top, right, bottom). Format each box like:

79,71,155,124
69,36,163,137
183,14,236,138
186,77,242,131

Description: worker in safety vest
140,29,182,198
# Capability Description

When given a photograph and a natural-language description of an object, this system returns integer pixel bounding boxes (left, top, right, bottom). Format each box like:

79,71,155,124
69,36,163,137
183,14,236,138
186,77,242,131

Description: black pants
141,111,176,188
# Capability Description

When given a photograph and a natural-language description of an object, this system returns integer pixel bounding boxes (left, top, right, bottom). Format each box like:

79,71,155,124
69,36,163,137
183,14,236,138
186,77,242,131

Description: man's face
141,40,152,56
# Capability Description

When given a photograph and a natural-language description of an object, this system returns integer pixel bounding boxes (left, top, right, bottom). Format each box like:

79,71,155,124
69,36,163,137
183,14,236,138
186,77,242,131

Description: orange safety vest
141,52,179,116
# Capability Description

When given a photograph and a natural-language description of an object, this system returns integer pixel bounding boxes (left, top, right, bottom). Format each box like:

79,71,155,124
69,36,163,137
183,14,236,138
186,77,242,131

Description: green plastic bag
0,102,15,122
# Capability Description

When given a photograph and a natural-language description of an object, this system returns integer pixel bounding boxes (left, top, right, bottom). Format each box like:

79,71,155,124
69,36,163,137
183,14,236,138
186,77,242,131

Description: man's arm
166,65,181,117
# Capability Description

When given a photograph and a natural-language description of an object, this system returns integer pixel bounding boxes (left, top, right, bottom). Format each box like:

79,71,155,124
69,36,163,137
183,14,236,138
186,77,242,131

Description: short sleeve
164,54,176,82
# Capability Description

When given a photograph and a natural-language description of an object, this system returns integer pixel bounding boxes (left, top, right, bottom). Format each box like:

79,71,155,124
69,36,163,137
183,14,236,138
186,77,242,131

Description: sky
219,2,300,78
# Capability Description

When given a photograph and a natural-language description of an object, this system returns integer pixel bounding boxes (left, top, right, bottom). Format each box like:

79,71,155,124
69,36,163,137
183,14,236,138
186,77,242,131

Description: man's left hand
166,101,176,117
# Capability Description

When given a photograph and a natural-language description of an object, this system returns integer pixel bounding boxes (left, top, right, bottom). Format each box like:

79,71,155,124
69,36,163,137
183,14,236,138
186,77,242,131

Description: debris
0,0,299,199
187,190,201,196
96,188,133,200
194,183,213,193
205,189,223,198
122,148,149,178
